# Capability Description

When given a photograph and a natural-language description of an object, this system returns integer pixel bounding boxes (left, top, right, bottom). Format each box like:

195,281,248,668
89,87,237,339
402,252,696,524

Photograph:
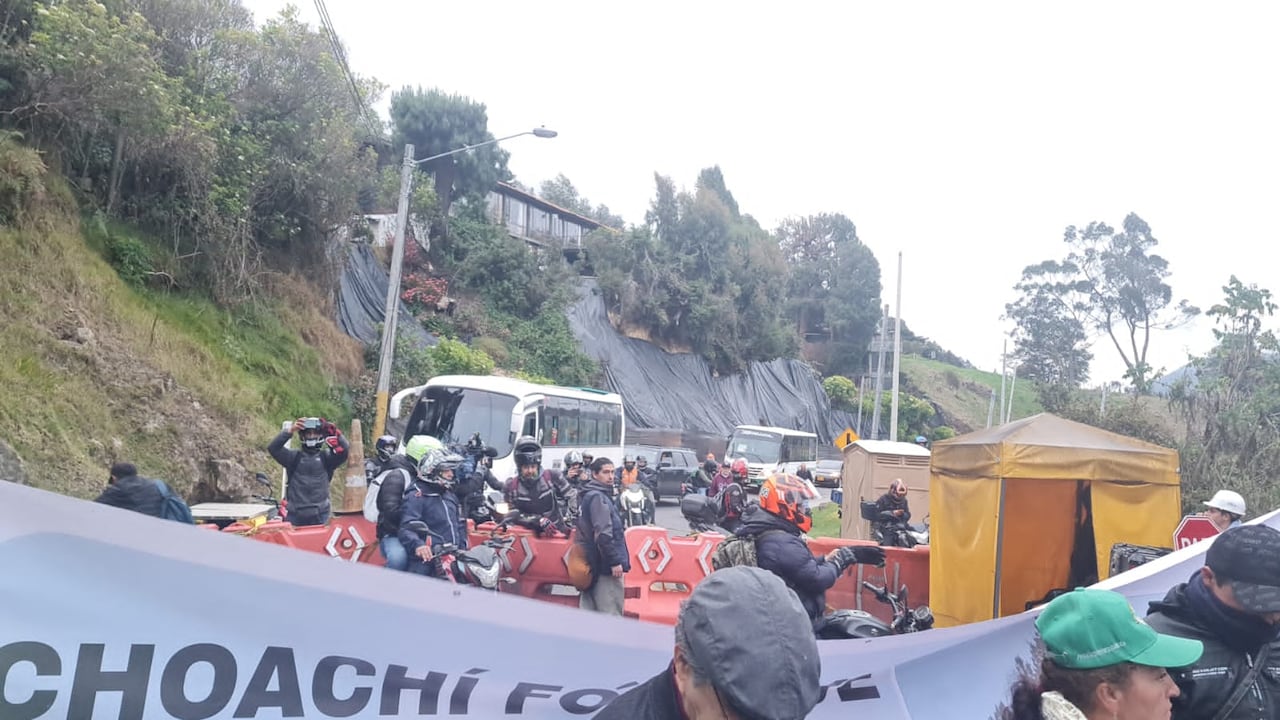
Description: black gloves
852,545,886,567
831,545,887,572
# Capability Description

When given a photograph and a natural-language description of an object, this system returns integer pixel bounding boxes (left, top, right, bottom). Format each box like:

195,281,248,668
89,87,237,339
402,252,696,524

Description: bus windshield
404,386,519,456
726,430,782,464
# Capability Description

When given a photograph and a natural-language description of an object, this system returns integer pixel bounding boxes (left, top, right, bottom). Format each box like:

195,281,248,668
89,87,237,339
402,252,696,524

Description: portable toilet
839,440,932,540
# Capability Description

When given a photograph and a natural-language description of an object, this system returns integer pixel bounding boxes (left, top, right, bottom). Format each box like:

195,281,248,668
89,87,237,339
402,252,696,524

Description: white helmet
1204,490,1246,517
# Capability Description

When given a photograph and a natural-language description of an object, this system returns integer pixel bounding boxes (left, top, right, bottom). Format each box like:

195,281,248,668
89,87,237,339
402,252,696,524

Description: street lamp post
371,127,557,440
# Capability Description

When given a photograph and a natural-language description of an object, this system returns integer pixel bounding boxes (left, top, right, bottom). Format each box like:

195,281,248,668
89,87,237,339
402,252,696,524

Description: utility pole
372,144,415,440
855,375,867,437
998,338,1008,427
870,303,889,440
889,252,903,442
1005,365,1017,424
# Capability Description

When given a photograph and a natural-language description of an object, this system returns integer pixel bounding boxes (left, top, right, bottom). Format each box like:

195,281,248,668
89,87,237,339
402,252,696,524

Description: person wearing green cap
1001,588,1203,720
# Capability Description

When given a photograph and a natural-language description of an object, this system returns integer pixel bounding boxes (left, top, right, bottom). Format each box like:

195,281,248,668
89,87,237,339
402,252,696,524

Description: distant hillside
900,354,1042,433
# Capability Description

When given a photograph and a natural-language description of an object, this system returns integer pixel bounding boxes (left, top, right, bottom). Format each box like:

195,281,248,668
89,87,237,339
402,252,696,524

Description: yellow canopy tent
929,413,1181,627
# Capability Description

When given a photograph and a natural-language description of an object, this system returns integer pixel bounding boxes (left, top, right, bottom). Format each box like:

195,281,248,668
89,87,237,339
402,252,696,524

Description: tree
1016,213,1197,392
1006,275,1092,410
389,88,510,223
823,375,857,411
775,213,882,374
1171,276,1280,513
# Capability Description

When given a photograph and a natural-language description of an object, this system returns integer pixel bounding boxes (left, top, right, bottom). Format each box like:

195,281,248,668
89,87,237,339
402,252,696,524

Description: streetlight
372,127,557,439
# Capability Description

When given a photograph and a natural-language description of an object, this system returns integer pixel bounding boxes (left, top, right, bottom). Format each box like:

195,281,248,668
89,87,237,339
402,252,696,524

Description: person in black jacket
398,448,467,578
371,435,442,571
95,462,165,518
576,457,630,615
267,416,349,526
1146,525,1280,720
737,474,885,623
596,566,821,720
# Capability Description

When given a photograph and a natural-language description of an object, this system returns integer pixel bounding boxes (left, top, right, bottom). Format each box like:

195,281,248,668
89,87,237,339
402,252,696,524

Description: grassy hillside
0,181,364,501
900,354,1043,433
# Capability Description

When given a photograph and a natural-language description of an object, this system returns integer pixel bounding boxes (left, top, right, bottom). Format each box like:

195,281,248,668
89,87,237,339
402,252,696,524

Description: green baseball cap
1036,588,1203,670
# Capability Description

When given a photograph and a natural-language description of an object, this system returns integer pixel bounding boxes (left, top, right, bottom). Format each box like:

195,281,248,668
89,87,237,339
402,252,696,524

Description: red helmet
730,458,748,479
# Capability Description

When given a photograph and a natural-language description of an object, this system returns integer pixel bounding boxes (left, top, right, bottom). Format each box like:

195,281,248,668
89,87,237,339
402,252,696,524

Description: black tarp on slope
567,280,858,444
336,243,436,348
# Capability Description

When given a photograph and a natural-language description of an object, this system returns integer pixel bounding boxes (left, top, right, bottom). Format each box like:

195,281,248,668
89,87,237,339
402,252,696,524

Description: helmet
404,435,444,464
914,435,929,446
299,417,325,451
890,478,908,497
623,454,635,465
1204,490,1246,517
514,436,542,468
564,450,583,467
419,449,464,488
731,458,748,478
375,435,398,462
636,455,648,467
760,474,819,533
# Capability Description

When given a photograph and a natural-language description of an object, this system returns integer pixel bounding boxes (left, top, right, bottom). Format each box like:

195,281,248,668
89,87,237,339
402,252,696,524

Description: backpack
364,467,410,524
154,480,195,524
710,530,786,571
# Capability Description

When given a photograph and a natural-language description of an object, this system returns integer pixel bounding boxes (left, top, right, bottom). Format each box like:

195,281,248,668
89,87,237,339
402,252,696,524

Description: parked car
812,459,843,488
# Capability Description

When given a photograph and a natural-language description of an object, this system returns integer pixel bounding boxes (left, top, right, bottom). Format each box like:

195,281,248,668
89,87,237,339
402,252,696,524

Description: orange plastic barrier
807,537,931,625
225,513,384,565
218,511,931,626
622,528,726,624
469,523,581,610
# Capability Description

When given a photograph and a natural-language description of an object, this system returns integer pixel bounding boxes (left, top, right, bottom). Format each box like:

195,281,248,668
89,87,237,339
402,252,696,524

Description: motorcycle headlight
467,561,501,589
913,605,935,628
493,502,511,516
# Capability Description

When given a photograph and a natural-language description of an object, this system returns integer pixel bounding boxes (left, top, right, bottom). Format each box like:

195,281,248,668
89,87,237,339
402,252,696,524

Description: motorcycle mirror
254,472,271,488
483,445,498,458
406,520,431,538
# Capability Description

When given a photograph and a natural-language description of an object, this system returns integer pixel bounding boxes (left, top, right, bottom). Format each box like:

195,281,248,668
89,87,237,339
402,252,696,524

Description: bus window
405,386,520,456
522,411,538,440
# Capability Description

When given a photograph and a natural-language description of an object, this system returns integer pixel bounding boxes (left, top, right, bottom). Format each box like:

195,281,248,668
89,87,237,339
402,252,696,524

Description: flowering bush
402,273,449,309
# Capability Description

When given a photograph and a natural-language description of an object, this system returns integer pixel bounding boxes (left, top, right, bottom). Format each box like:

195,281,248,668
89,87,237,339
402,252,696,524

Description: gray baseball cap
679,566,822,719
1206,525,1280,614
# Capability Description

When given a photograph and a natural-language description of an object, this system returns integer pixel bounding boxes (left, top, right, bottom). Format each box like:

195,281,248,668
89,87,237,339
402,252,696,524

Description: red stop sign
1173,515,1220,549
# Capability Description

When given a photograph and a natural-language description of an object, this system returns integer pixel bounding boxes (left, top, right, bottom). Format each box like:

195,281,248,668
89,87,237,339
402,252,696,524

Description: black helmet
375,434,398,462
514,436,542,468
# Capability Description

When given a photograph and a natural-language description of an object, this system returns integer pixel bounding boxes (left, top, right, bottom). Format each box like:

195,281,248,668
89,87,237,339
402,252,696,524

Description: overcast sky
242,1,1280,384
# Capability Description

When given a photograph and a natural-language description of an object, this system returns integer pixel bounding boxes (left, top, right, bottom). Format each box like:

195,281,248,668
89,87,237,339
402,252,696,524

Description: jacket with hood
1146,571,1280,720
576,479,630,577
735,505,840,620
268,429,349,518
95,474,165,518
398,478,467,576
372,455,418,539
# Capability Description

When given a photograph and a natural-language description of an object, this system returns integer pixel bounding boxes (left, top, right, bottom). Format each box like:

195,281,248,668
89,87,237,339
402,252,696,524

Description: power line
312,0,381,136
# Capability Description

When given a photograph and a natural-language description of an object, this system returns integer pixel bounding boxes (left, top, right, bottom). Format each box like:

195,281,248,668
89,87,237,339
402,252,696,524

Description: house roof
494,182,616,231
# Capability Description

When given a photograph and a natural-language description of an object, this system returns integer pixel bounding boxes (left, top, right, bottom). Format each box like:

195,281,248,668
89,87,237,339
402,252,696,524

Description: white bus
724,425,819,490
390,375,626,481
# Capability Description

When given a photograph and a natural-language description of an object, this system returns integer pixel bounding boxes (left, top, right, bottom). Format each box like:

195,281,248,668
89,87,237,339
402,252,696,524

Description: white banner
0,482,1275,719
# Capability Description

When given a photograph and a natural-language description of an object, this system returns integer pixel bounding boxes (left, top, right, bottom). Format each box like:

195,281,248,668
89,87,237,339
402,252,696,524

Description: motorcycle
405,520,517,592
619,484,649,527
680,482,745,534
860,501,927,548
814,581,935,639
